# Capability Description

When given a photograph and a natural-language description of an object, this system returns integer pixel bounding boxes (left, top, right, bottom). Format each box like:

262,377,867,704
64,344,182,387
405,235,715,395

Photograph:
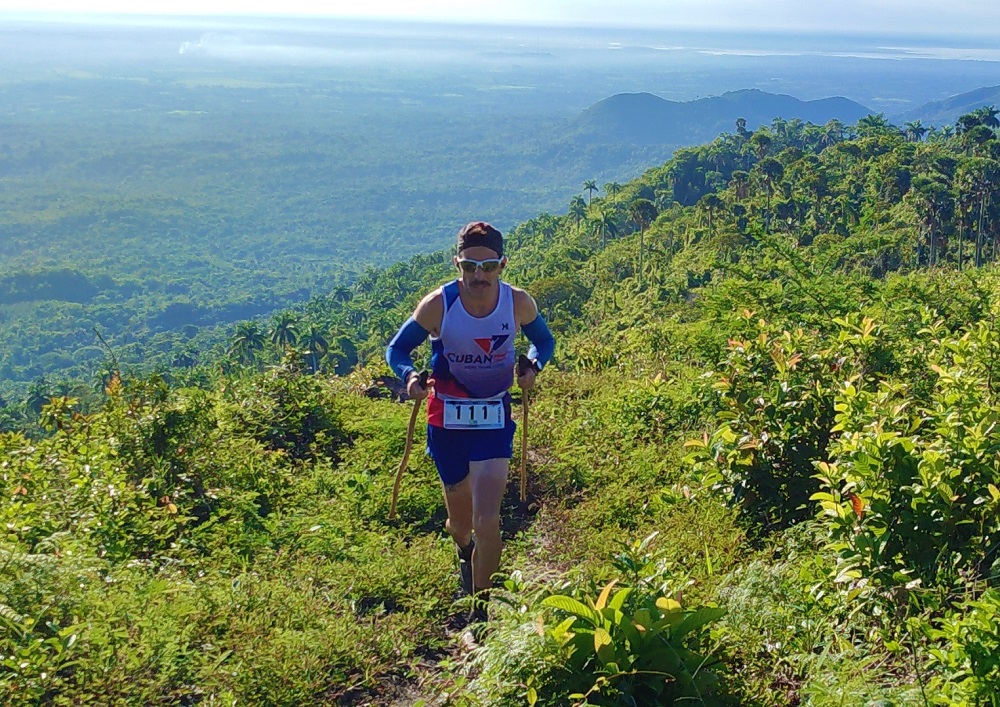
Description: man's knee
447,515,472,534
472,511,501,539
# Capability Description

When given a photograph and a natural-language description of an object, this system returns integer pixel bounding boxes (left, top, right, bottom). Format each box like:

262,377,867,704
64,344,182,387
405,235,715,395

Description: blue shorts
426,420,516,486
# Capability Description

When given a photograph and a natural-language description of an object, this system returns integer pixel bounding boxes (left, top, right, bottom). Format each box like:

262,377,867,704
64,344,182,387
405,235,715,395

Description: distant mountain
896,85,1000,127
567,89,873,146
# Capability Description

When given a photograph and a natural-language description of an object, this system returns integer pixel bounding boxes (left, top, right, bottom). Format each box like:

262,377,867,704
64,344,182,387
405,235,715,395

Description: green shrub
686,319,846,530
0,546,91,703
610,371,707,444
927,589,1000,706
814,317,1000,607
218,358,347,463
464,537,726,706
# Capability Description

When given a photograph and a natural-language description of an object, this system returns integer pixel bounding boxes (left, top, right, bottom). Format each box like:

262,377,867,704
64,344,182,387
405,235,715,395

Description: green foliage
686,318,848,530
538,584,723,705
814,315,1000,608
459,538,726,707
927,590,1000,706
0,545,89,703
0,360,460,704
0,53,671,396
8,108,1000,704
609,371,707,444
218,354,347,463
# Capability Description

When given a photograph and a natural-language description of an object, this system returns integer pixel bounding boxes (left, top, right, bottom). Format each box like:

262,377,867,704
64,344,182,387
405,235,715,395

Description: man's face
455,246,506,293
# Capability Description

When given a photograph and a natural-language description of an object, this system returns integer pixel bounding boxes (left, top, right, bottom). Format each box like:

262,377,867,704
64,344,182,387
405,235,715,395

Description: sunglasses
457,257,504,274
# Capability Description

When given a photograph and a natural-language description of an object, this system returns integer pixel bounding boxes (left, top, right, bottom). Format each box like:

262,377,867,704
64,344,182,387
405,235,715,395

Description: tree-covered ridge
6,106,1000,704
569,89,871,146
226,106,1000,376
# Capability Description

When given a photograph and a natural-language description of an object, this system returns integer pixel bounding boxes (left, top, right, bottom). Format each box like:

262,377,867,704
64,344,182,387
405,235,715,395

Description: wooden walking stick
518,355,532,503
389,371,429,520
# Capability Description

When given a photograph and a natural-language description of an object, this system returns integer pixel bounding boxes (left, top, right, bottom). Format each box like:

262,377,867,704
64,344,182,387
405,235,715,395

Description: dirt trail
364,466,565,707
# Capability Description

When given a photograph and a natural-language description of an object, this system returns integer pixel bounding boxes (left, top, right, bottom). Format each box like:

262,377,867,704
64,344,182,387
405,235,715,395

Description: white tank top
427,280,516,424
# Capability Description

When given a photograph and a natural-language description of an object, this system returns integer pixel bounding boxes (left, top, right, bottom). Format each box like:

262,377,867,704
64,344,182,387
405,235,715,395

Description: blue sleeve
522,314,555,370
386,317,430,382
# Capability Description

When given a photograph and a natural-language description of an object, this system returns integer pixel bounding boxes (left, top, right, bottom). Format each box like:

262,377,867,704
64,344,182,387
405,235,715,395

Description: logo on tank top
446,334,510,366
474,334,510,354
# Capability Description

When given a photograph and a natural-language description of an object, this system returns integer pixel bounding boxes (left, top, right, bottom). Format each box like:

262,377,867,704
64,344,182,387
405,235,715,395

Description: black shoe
469,588,490,624
457,538,475,596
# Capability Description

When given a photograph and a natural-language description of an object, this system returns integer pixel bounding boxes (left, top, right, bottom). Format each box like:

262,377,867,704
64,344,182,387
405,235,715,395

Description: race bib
442,399,505,430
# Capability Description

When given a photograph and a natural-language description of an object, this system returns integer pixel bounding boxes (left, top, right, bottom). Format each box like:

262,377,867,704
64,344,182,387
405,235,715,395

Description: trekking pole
517,355,532,503
389,370,429,520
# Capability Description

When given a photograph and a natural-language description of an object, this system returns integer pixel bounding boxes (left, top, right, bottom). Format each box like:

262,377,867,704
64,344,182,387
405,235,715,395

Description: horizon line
2,12,1000,43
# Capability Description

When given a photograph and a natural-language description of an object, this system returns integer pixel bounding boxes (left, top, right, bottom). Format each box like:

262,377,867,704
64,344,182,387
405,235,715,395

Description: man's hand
406,371,428,401
517,366,536,392
517,355,538,392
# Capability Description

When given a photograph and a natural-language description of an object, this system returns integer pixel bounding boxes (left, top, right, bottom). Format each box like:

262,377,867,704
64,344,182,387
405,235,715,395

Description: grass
0,360,958,705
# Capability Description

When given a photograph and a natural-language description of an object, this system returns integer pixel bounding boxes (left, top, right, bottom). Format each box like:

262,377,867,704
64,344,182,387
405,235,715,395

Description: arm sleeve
386,317,430,382
521,314,555,370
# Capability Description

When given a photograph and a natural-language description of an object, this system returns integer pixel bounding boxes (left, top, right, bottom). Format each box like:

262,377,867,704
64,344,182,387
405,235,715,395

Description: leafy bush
713,523,832,703
927,589,1000,706
686,318,847,530
0,545,90,703
610,372,707,444
218,355,347,463
463,536,726,706
537,583,724,705
814,317,1000,607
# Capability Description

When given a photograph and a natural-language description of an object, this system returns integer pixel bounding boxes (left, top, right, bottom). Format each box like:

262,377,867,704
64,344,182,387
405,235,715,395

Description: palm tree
834,194,861,234
603,181,622,203
583,180,598,206
819,119,845,149
628,198,658,289
330,285,352,304
758,157,785,233
303,325,330,373
972,105,1000,129
24,377,50,415
93,360,120,395
771,117,790,146
594,208,618,249
735,117,748,138
909,175,951,266
956,112,981,137
698,193,724,234
960,157,1000,266
786,118,806,148
749,131,772,161
228,321,266,366
171,348,197,368
965,125,996,157
855,113,894,138
791,156,828,229
269,312,300,349
904,120,928,143
569,195,587,234
729,170,750,202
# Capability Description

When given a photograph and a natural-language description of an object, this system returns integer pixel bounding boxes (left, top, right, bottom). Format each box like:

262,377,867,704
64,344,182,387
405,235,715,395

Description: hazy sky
2,0,999,37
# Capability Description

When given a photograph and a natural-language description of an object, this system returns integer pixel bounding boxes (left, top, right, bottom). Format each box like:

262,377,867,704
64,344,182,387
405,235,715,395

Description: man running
386,221,555,622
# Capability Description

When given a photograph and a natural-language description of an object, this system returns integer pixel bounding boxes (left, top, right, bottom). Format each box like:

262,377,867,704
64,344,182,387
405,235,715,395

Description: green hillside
4,108,1000,705
900,84,1000,128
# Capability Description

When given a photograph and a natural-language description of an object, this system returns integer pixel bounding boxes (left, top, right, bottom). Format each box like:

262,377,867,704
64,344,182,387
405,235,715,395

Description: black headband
457,221,504,257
